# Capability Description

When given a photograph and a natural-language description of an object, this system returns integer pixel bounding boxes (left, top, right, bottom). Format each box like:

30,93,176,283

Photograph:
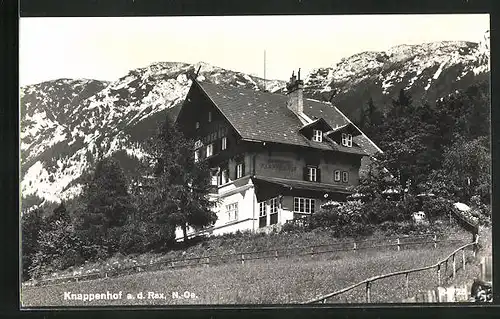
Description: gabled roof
325,123,362,136
298,118,334,134
192,80,380,156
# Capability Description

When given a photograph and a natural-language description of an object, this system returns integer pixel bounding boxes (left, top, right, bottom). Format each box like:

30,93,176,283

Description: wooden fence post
437,263,441,286
241,254,245,265
434,235,437,249
397,238,401,252
473,238,477,258
275,250,278,261
366,281,372,303
405,273,410,298
452,254,456,279
462,249,466,271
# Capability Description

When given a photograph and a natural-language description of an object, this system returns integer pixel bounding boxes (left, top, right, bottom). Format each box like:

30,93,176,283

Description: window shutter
303,167,308,181
241,162,245,177
317,168,321,183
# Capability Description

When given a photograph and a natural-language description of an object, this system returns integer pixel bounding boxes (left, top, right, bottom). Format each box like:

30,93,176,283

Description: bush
31,220,83,274
422,196,452,222
338,222,375,237
119,223,149,255
310,200,365,229
281,221,305,233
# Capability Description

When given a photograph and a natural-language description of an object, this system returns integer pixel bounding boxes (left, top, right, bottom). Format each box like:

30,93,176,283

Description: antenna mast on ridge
264,49,266,91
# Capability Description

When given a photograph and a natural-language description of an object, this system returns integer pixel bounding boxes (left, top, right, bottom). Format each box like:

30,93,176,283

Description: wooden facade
174,74,376,240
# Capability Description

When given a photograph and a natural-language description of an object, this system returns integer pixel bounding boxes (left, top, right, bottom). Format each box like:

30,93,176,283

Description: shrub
281,221,305,233
422,196,452,222
310,200,365,229
338,222,375,237
119,223,148,255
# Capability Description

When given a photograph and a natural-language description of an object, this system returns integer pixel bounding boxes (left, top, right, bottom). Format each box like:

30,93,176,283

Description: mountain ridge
20,34,490,209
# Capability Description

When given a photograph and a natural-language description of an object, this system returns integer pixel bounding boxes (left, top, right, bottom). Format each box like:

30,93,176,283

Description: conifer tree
76,157,134,256
143,117,217,243
21,208,44,280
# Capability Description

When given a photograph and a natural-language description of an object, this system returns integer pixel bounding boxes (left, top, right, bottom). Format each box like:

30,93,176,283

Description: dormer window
208,111,212,123
341,133,353,147
312,129,323,142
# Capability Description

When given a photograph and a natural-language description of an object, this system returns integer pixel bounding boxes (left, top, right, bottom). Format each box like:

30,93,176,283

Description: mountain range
20,31,490,209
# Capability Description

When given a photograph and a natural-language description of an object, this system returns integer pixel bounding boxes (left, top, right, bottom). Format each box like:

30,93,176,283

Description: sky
19,14,490,87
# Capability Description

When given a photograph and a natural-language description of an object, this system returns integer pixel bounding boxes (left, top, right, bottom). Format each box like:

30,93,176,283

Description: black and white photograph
19,14,492,307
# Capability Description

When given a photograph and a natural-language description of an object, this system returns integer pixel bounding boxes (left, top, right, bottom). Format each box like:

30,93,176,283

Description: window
221,137,227,150
312,129,323,142
259,197,279,227
334,170,341,182
208,111,212,122
226,203,238,222
236,163,244,179
307,167,317,182
194,150,200,163
341,133,353,147
211,170,218,186
293,197,315,214
269,197,278,225
342,171,349,183
195,122,200,129
259,202,267,228
211,174,218,186
220,168,229,185
206,143,213,157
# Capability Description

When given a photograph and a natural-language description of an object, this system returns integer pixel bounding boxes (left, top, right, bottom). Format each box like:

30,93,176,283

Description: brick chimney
286,69,304,115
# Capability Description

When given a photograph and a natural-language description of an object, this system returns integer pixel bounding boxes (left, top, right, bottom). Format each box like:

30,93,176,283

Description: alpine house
174,69,381,240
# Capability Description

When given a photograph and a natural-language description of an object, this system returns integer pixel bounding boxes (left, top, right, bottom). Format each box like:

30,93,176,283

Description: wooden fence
26,234,460,287
307,234,480,304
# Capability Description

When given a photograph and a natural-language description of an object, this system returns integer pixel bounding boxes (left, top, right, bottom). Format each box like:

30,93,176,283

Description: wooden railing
307,235,480,304
25,234,453,287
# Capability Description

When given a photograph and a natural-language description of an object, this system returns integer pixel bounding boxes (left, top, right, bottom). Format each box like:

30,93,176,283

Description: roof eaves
331,104,383,154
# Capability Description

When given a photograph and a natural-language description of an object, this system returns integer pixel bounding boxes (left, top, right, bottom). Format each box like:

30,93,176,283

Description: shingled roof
195,80,381,157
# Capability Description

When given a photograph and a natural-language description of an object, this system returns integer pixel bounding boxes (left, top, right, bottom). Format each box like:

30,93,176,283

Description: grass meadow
21,240,476,307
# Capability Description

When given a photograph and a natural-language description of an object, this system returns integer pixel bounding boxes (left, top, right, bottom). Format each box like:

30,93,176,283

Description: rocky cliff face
20,62,286,205
304,31,490,120
20,32,490,208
